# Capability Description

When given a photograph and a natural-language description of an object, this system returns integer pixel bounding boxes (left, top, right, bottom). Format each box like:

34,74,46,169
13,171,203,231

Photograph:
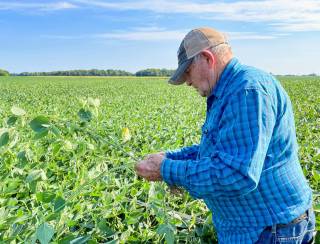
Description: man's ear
201,50,215,68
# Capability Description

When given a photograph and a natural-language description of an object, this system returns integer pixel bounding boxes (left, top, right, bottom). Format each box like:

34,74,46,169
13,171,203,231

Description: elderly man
135,27,315,243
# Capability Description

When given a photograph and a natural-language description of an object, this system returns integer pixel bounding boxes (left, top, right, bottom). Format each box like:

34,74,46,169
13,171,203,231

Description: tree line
1,68,319,77
135,68,175,77
1,68,175,77
0,69,10,76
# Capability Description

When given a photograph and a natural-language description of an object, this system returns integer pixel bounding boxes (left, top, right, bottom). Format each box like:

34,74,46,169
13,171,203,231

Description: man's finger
144,152,164,160
170,186,184,195
134,160,147,175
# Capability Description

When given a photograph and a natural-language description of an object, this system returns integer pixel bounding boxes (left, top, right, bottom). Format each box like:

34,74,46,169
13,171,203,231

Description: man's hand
169,186,184,196
135,152,185,196
135,152,165,181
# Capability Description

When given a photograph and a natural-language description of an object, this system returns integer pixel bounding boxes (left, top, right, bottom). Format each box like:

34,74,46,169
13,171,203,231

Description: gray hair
210,43,232,57
193,43,232,64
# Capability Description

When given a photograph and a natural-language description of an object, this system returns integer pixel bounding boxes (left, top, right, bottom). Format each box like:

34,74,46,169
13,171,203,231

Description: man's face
183,54,214,97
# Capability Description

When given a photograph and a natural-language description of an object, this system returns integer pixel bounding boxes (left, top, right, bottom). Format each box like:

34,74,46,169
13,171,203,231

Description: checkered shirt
161,58,313,244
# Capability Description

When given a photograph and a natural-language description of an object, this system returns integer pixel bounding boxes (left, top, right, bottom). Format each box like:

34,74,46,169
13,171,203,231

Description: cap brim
168,58,193,85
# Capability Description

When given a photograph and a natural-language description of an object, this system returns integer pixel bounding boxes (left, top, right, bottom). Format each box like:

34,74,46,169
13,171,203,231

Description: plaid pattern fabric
161,58,313,244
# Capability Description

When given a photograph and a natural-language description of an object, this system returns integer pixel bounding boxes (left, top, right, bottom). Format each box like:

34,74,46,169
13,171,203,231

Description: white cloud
103,30,281,41
4,1,319,32
96,30,186,41
41,30,186,41
71,0,320,32
227,32,279,40
274,23,320,32
0,1,77,11
42,29,280,41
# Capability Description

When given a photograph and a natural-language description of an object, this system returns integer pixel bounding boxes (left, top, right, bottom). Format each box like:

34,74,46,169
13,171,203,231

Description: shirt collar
209,57,240,99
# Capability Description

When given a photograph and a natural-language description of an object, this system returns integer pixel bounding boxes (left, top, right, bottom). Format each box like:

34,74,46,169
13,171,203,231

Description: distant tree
16,69,133,76
135,68,175,77
0,69,10,76
15,68,182,77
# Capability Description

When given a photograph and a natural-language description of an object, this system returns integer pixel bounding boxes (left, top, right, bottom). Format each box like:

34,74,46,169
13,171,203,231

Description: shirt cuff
165,150,180,159
164,151,172,159
160,158,187,187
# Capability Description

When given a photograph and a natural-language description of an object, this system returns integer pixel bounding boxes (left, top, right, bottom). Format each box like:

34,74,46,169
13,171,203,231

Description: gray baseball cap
169,27,227,85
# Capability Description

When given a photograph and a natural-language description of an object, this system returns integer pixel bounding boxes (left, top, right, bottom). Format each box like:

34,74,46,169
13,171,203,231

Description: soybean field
0,76,319,243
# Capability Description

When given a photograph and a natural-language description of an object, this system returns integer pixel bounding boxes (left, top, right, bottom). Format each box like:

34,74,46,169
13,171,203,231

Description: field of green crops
0,76,319,243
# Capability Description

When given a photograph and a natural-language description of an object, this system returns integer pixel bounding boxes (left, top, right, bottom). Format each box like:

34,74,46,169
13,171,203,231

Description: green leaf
0,130,9,147
50,125,61,136
17,150,30,164
4,179,20,194
88,97,100,107
54,196,66,212
29,116,50,133
312,169,320,182
78,109,92,122
64,140,73,151
36,223,55,244
52,142,62,155
105,240,117,244
28,233,37,244
34,129,49,140
156,224,175,244
7,116,18,126
29,181,37,193
26,170,47,183
11,106,26,116
70,236,91,244
97,220,115,236
315,231,320,243
58,235,75,244
45,212,61,222
36,192,56,203
313,203,320,213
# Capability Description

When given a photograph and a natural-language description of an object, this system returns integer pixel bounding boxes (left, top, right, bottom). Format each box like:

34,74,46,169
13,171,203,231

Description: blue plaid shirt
161,58,312,243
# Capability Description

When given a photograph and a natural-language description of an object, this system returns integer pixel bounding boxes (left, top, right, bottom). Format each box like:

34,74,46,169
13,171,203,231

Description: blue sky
1,0,320,75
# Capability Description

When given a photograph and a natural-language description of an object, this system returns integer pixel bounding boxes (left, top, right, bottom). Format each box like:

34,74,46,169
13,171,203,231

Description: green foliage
0,69,9,76
11,106,26,116
29,116,50,133
78,109,92,122
0,75,319,243
36,223,55,244
0,129,9,147
157,223,175,244
136,68,175,77
15,68,176,77
18,69,133,76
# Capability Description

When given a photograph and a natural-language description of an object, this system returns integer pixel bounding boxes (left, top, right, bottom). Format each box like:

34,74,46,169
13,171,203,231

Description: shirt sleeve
165,144,199,160
161,88,276,199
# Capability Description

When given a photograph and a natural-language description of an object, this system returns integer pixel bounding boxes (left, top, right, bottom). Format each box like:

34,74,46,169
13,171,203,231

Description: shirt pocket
204,124,218,143
199,101,221,158
205,109,220,141
199,123,219,158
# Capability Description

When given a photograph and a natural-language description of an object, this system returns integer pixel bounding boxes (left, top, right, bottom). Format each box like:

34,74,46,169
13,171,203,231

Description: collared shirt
161,58,312,244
